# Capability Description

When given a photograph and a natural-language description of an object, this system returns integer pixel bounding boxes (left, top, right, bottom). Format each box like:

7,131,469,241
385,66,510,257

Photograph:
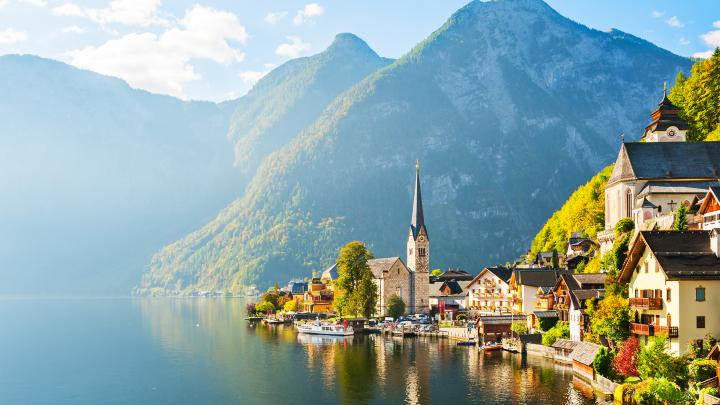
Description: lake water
0,298,598,404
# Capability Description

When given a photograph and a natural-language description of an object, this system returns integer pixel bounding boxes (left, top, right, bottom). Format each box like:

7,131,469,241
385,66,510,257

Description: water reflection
136,298,596,405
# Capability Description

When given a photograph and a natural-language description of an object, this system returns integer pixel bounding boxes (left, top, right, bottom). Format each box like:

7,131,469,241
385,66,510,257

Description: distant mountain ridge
138,0,692,294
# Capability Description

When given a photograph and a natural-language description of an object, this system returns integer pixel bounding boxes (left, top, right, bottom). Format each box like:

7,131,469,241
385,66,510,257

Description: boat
244,316,264,322
456,339,476,346
479,343,502,351
297,321,354,336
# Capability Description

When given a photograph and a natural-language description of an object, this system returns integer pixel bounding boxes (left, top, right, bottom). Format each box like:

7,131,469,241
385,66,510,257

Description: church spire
410,160,425,239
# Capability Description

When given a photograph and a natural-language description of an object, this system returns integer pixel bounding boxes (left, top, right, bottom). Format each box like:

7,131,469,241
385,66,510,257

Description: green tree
431,269,442,277
633,378,690,404
542,321,569,346
551,249,559,268
255,300,275,314
637,335,687,385
283,299,298,312
386,294,405,319
335,241,377,317
673,203,689,230
586,295,630,346
593,346,613,378
669,48,720,141
511,321,528,335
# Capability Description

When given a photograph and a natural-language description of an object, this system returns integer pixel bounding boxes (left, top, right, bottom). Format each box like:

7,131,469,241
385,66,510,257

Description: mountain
139,0,692,294
0,55,241,294
228,33,393,173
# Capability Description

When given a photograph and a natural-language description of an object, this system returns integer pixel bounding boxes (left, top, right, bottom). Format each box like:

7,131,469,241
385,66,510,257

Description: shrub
386,294,405,319
245,303,256,316
633,378,690,404
283,299,298,312
688,359,718,384
637,335,688,387
614,217,635,236
456,313,467,321
542,321,569,346
537,317,558,332
613,336,640,377
255,300,276,314
511,321,528,335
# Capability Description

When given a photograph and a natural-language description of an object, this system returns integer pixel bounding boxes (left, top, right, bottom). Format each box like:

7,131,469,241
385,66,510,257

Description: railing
630,323,679,337
629,297,663,310
630,323,652,335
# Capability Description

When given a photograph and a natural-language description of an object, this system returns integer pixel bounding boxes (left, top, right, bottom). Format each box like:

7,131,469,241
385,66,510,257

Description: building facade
369,257,412,316
466,266,513,314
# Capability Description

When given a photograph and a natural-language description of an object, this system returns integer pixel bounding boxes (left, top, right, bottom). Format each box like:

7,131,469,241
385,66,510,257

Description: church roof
637,180,720,197
321,263,338,280
642,90,689,139
410,161,427,240
607,142,720,186
367,257,403,278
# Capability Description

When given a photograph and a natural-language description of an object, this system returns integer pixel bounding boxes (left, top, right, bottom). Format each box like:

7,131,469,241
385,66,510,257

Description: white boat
297,321,354,336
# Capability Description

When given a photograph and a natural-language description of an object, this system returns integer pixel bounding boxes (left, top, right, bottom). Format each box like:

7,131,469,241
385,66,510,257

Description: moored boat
479,343,502,351
297,321,354,336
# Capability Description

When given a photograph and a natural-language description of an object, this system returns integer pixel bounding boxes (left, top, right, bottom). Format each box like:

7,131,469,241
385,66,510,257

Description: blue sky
0,0,717,101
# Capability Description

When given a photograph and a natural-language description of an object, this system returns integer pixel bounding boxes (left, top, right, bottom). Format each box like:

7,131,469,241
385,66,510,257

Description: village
244,88,720,404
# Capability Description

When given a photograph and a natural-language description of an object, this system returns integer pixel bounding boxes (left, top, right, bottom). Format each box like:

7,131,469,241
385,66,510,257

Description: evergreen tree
673,203,689,231
669,48,720,141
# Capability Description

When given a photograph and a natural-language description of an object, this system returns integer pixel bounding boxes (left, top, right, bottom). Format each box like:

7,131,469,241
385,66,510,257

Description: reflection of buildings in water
405,366,421,405
372,335,387,385
297,334,352,346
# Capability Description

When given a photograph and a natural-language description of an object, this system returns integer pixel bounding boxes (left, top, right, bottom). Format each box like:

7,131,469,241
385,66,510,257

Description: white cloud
693,50,714,59
679,36,690,46
693,20,720,59
666,16,684,28
264,11,287,25
61,25,85,34
65,5,248,99
651,10,664,18
293,3,323,25
275,36,310,58
19,0,47,6
0,28,27,44
715,21,720,29
0,0,7,9
53,0,168,27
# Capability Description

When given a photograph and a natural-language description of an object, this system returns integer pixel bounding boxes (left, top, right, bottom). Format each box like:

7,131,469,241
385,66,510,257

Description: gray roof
533,310,558,319
367,257,403,278
477,315,516,325
484,266,514,283
607,142,720,186
570,342,602,365
621,231,720,281
552,339,580,351
572,273,607,288
637,180,720,197
514,269,570,288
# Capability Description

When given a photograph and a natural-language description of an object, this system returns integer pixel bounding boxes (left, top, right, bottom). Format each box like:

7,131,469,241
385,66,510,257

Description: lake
0,298,598,404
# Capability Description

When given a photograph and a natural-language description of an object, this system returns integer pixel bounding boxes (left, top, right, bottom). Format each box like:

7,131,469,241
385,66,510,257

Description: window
626,190,633,217
644,263,648,273
696,287,706,302
666,288,671,302
655,261,659,272
697,316,706,328
667,314,672,327
409,248,413,255
418,248,426,257
634,289,639,298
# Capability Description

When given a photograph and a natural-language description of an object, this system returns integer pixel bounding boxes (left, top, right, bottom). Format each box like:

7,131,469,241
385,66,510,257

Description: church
598,87,720,253
369,162,430,316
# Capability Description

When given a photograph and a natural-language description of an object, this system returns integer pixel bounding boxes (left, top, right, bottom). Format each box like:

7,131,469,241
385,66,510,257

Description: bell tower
407,160,429,313
641,83,689,143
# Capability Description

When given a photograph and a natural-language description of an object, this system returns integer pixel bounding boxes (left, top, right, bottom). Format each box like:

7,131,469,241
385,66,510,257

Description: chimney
711,229,720,258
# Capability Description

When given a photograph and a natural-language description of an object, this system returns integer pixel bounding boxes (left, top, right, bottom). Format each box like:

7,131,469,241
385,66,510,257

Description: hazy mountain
138,0,691,294
0,55,241,294
228,33,393,173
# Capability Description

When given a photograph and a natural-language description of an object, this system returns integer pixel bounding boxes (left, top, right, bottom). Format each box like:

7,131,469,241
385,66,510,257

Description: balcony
630,323,679,338
629,297,663,310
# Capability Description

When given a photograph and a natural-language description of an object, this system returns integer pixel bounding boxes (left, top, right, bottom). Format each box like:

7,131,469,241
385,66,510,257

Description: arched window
626,190,633,217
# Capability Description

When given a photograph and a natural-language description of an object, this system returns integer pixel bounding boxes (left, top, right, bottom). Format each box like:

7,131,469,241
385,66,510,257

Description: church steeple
410,160,426,240
641,84,689,142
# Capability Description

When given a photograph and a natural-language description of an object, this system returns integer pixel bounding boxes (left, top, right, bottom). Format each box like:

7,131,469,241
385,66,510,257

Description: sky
0,0,718,102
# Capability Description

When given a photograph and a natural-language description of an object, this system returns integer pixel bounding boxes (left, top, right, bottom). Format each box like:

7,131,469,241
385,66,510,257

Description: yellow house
619,230,720,355
303,277,334,313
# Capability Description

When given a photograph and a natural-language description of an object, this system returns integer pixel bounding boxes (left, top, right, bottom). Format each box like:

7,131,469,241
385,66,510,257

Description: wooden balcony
629,297,663,310
630,323,679,338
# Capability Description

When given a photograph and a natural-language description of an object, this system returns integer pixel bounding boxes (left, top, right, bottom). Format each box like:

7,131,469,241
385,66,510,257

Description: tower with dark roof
641,84,689,143
406,161,429,313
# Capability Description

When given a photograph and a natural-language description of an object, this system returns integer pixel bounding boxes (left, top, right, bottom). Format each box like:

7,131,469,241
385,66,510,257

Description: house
619,230,720,355
430,268,473,283
535,251,562,267
369,257,413,316
565,255,590,272
320,263,338,283
303,277,334,313
553,273,605,341
551,339,581,363
429,280,471,318
466,266,514,315
599,90,720,254
570,341,602,382
697,186,720,231
476,315,515,344
509,269,570,328
566,232,598,259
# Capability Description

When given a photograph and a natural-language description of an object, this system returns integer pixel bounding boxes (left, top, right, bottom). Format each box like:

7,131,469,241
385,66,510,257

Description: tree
688,359,718,385
586,295,630,346
551,249,559,268
431,269,442,277
614,217,635,236
386,294,405,319
593,346,613,378
669,48,720,141
335,241,377,317
613,336,640,377
283,299,298,312
633,378,690,404
255,301,275,314
637,335,687,385
542,321,569,346
673,202,689,230
245,303,256,316
511,321,528,335
261,290,280,309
